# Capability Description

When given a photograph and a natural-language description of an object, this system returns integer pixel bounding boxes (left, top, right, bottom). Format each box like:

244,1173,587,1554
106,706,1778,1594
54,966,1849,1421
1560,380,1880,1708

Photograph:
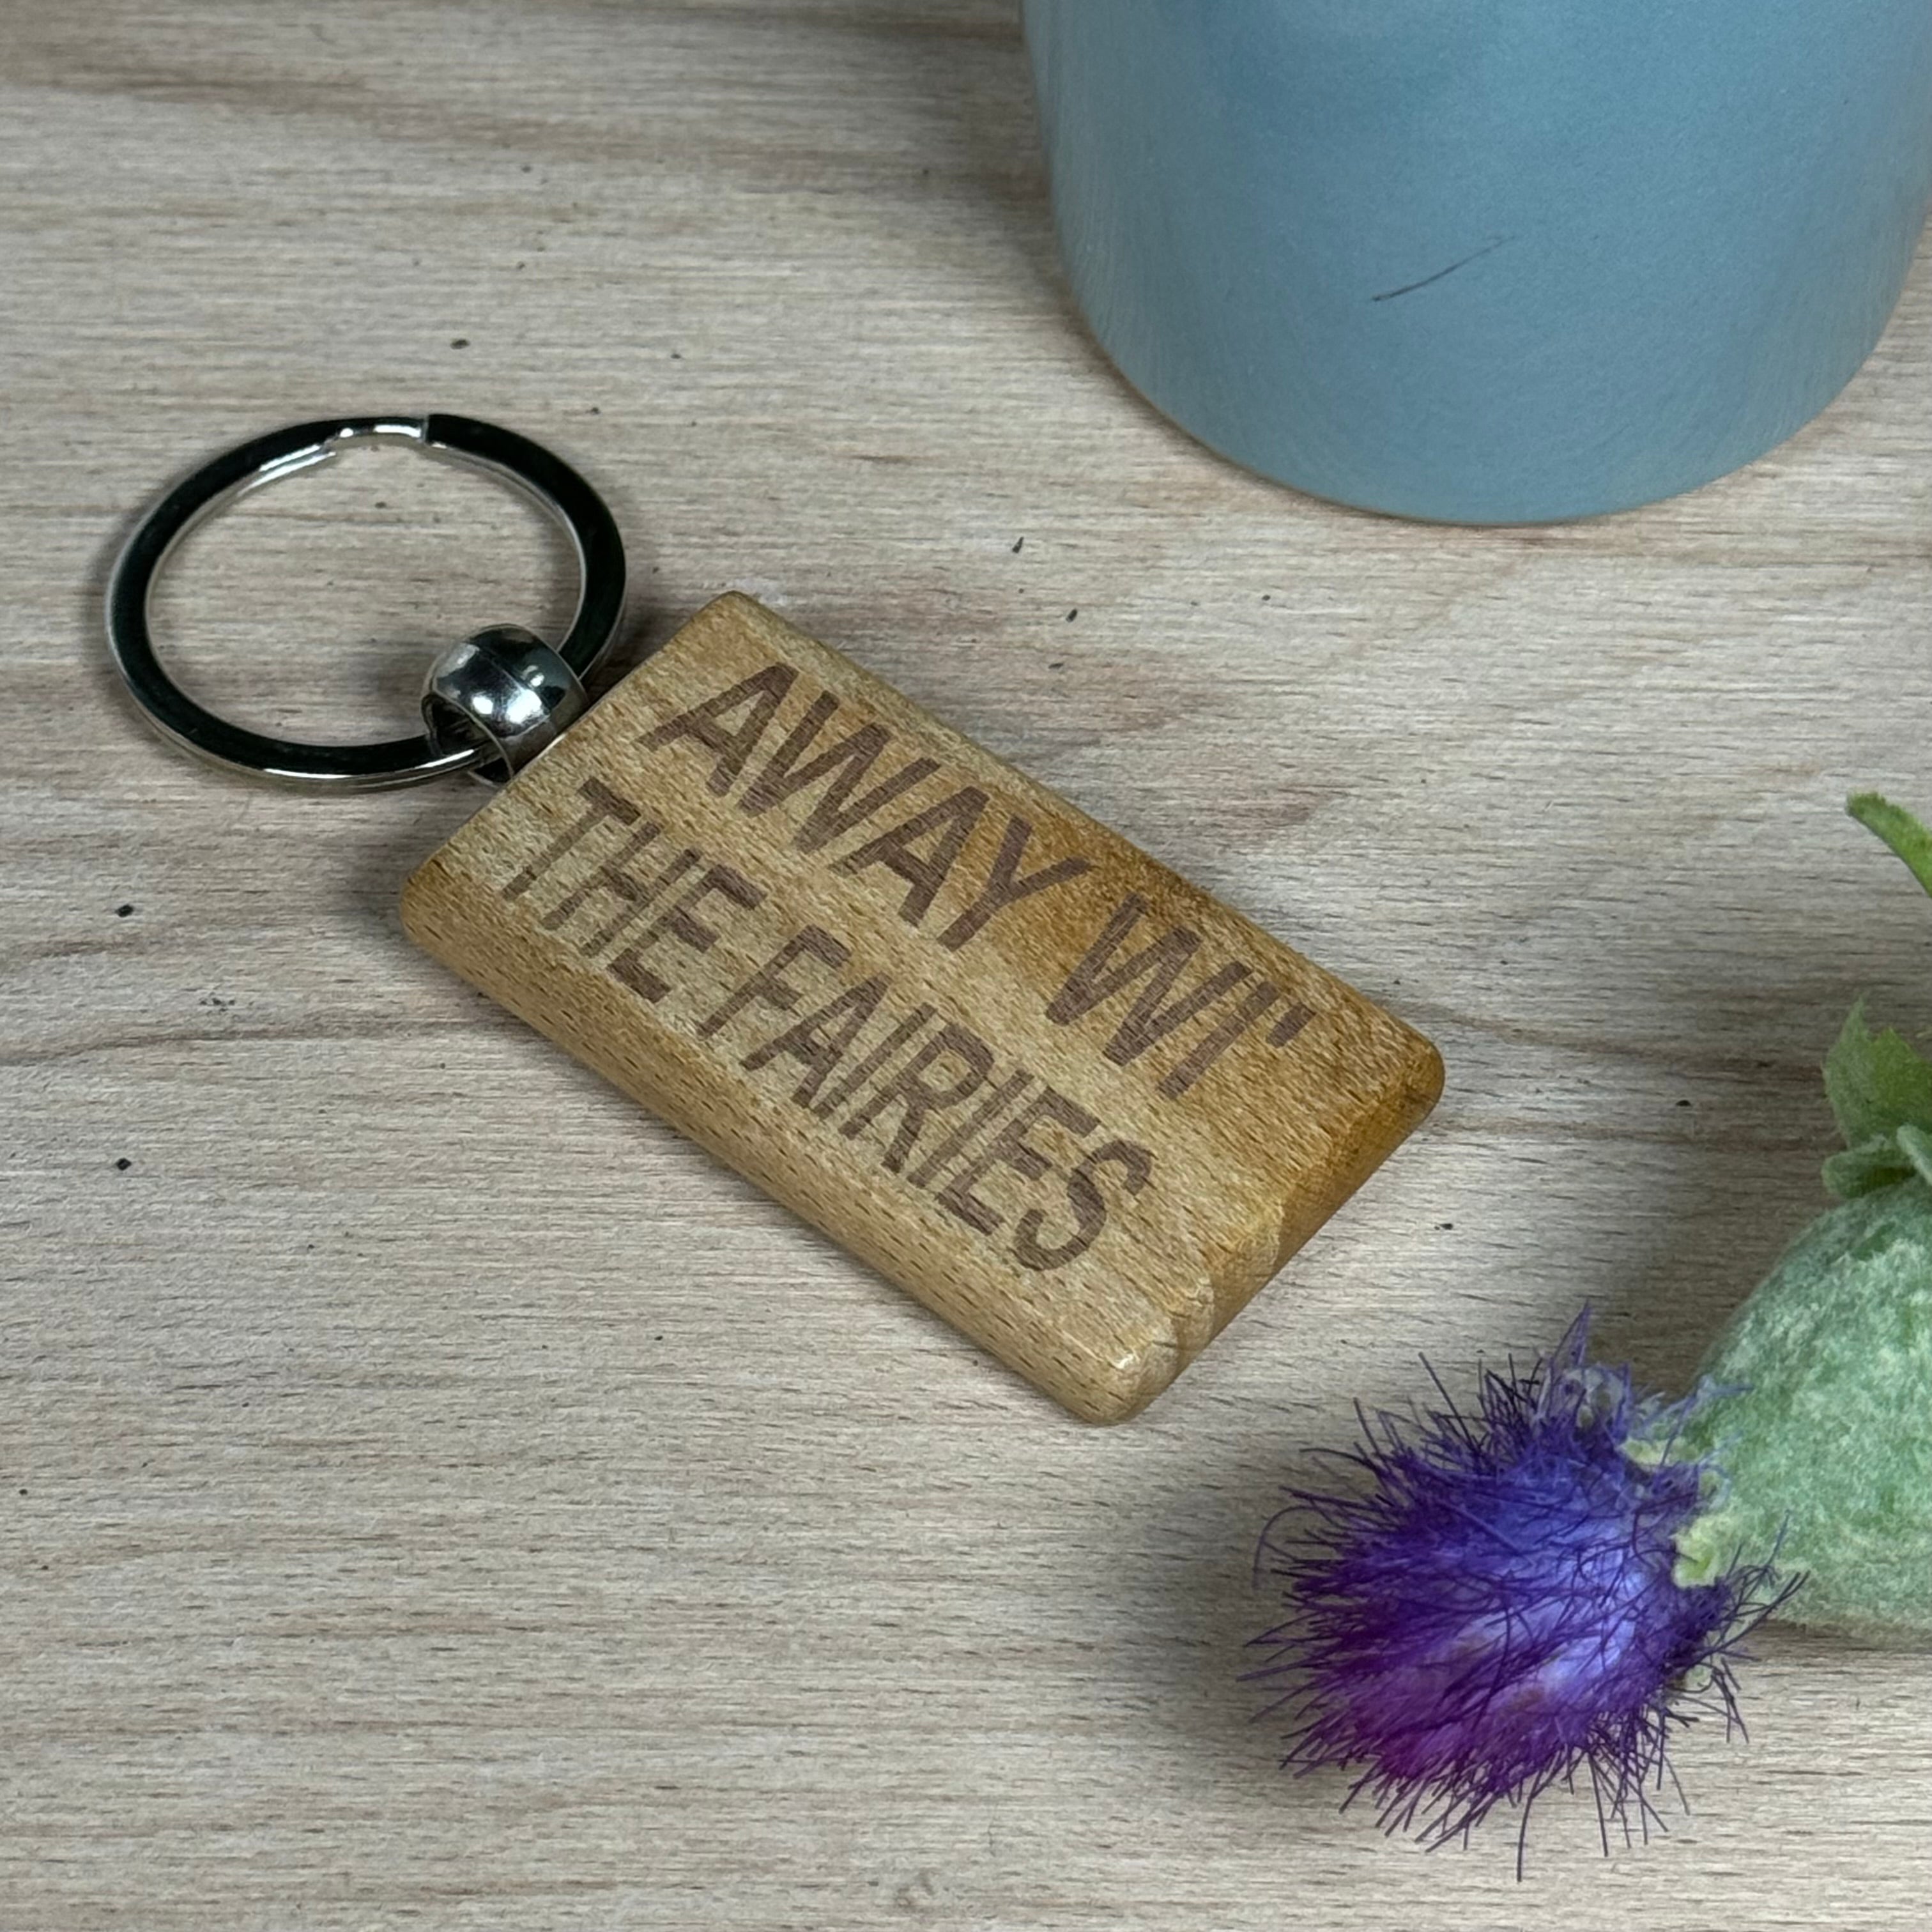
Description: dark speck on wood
115,903,134,917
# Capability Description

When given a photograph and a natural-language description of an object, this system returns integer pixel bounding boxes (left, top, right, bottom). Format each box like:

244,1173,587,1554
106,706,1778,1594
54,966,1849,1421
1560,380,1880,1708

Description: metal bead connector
422,625,590,783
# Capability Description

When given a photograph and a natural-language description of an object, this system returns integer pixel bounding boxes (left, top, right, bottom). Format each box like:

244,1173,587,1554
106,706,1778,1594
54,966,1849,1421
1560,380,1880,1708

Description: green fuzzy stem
1674,1179,1932,1632
1672,795,1932,1633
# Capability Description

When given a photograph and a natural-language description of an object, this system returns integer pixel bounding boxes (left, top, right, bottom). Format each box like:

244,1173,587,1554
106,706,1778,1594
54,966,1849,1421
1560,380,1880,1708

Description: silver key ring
105,413,627,790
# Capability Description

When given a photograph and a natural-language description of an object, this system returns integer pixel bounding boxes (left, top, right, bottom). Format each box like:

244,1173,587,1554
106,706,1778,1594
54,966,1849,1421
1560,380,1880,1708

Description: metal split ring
105,414,627,790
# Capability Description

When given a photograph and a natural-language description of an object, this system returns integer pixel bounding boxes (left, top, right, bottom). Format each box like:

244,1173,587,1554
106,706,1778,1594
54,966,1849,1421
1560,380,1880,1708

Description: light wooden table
6,5,1931,1927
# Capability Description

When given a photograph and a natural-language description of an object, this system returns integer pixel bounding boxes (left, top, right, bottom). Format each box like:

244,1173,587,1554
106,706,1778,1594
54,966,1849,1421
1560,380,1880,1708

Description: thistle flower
1248,1319,1791,1866
1247,795,1932,1860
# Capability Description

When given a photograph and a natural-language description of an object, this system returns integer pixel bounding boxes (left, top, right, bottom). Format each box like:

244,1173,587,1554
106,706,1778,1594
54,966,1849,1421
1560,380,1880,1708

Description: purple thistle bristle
1248,1315,1792,1865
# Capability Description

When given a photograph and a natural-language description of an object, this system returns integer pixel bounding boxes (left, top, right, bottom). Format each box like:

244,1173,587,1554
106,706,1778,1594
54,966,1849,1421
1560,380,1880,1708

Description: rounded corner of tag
1406,1031,1447,1119
1044,1317,1186,1426
397,857,447,950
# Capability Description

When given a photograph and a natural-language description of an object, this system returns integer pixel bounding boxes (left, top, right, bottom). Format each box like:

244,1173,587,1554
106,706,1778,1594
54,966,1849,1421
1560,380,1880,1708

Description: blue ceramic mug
1025,1,1932,523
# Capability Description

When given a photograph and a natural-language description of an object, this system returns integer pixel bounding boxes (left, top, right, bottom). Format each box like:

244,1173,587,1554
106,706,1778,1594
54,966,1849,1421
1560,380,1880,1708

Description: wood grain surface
4,3,1931,1926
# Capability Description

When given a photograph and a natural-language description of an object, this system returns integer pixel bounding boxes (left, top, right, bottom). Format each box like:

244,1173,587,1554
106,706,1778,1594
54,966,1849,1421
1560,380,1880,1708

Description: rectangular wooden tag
401,595,1441,1422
